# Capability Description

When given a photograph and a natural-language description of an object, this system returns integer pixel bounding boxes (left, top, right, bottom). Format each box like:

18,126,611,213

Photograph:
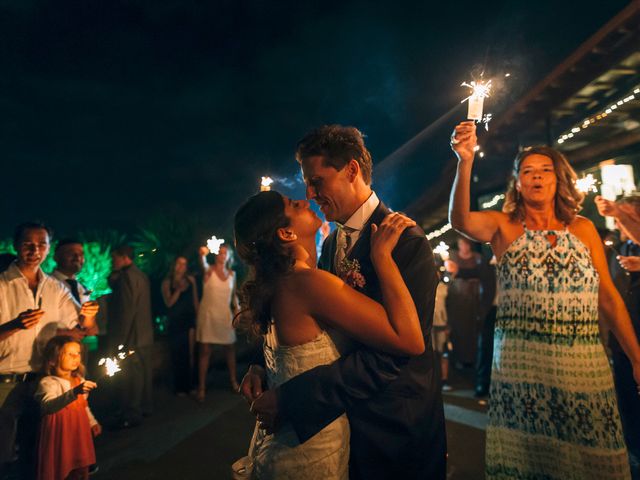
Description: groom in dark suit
245,125,446,479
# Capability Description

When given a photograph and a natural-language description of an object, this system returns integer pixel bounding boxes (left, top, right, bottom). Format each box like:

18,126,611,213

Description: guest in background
0,222,98,479
196,244,239,402
475,254,497,399
52,239,92,305
450,121,638,478
161,256,199,396
35,335,101,480
432,270,451,391
107,245,154,428
446,236,482,368
601,197,640,478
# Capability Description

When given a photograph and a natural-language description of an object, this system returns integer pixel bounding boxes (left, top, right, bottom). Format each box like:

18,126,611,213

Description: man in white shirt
0,222,98,478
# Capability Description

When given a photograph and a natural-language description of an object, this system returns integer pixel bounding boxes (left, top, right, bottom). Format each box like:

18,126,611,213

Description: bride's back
270,269,325,347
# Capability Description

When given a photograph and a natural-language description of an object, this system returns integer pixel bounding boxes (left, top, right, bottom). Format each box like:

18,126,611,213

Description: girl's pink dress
37,377,96,480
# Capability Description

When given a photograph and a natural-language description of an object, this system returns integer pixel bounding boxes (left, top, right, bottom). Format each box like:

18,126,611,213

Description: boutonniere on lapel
338,258,366,289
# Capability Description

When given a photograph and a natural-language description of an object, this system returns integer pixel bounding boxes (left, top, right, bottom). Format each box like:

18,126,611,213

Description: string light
557,87,638,145
426,223,452,240
481,193,505,209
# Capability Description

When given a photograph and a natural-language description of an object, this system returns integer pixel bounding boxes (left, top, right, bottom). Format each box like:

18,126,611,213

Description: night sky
1,0,630,240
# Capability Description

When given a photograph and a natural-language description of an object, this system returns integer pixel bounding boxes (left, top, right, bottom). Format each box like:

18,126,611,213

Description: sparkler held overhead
575,174,599,194
461,79,492,122
260,176,274,191
206,235,225,255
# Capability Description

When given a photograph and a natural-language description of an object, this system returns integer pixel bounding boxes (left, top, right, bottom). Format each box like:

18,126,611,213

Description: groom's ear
276,228,297,243
345,159,360,182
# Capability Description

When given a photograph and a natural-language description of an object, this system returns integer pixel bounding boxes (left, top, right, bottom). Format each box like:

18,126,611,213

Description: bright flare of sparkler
461,79,492,102
260,176,274,191
575,174,599,194
98,345,136,377
206,235,225,255
461,79,493,122
433,241,450,261
98,357,121,377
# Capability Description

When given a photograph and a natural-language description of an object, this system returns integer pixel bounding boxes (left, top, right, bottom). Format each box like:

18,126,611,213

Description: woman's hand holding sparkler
451,121,477,164
73,380,97,396
595,196,620,217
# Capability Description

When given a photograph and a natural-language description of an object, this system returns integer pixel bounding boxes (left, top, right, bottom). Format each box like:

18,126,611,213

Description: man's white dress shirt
0,263,79,373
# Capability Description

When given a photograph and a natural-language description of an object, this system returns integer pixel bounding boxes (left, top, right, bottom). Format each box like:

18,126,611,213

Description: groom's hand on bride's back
240,364,266,404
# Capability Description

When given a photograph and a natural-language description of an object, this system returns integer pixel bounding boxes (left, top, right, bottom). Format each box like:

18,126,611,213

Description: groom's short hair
296,125,373,185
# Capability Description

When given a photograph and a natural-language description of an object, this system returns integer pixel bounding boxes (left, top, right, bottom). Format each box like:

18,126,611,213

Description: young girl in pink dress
35,336,101,480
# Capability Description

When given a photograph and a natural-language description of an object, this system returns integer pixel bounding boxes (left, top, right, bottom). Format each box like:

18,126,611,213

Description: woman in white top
196,244,239,401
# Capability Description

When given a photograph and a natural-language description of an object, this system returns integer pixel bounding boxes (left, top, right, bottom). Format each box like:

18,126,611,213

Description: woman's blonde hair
502,146,584,224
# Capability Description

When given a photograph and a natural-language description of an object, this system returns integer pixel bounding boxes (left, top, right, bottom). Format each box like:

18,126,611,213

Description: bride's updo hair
234,191,295,337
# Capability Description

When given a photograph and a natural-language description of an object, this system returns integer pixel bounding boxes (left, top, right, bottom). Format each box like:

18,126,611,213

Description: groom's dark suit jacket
279,202,446,480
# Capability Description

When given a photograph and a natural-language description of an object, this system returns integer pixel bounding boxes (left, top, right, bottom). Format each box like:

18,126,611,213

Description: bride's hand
370,213,416,262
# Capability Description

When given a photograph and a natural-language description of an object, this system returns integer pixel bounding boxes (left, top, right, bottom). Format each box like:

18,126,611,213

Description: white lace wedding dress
248,326,350,479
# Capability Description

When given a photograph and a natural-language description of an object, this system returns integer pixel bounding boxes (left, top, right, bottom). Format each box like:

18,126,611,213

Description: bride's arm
301,214,424,356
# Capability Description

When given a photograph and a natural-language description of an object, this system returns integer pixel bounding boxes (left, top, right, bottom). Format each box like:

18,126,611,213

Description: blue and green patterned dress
486,226,631,480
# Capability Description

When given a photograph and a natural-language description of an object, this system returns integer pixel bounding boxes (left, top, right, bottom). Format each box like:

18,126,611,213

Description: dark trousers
168,329,195,394
612,350,640,479
475,306,497,393
0,379,38,480
119,344,154,423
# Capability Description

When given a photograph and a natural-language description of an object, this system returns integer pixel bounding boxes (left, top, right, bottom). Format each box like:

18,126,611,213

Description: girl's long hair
502,146,584,225
41,335,85,378
233,191,295,337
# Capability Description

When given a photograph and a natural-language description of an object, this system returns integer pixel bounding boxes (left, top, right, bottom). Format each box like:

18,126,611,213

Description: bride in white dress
233,191,425,480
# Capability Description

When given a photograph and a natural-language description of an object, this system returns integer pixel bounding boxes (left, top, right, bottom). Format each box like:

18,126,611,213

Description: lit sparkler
98,345,135,377
206,235,225,255
433,241,450,261
575,174,599,194
260,176,274,191
461,79,492,121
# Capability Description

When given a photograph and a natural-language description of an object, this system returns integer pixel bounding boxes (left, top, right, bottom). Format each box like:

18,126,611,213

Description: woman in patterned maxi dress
449,121,640,480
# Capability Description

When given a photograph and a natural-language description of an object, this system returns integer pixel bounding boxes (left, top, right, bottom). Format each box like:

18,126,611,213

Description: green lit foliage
77,242,113,299
0,239,16,255
131,214,205,280
76,230,128,298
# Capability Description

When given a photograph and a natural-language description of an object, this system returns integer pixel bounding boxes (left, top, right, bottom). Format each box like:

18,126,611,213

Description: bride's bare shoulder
287,268,342,290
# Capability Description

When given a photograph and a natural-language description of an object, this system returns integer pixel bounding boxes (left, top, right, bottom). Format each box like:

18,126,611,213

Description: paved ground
90,361,487,480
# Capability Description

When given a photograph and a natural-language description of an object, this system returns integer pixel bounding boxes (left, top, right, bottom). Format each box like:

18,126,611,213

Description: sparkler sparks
461,79,492,122
206,235,225,255
98,345,135,377
260,176,274,191
575,174,599,194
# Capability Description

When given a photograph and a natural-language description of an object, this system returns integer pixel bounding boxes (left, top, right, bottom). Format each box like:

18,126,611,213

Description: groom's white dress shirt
335,191,380,267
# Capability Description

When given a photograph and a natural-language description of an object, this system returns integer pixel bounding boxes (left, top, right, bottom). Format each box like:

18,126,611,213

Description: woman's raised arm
449,121,501,243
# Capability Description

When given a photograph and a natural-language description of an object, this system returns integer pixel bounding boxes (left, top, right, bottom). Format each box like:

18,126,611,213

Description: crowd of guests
2,122,640,480
0,222,240,479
